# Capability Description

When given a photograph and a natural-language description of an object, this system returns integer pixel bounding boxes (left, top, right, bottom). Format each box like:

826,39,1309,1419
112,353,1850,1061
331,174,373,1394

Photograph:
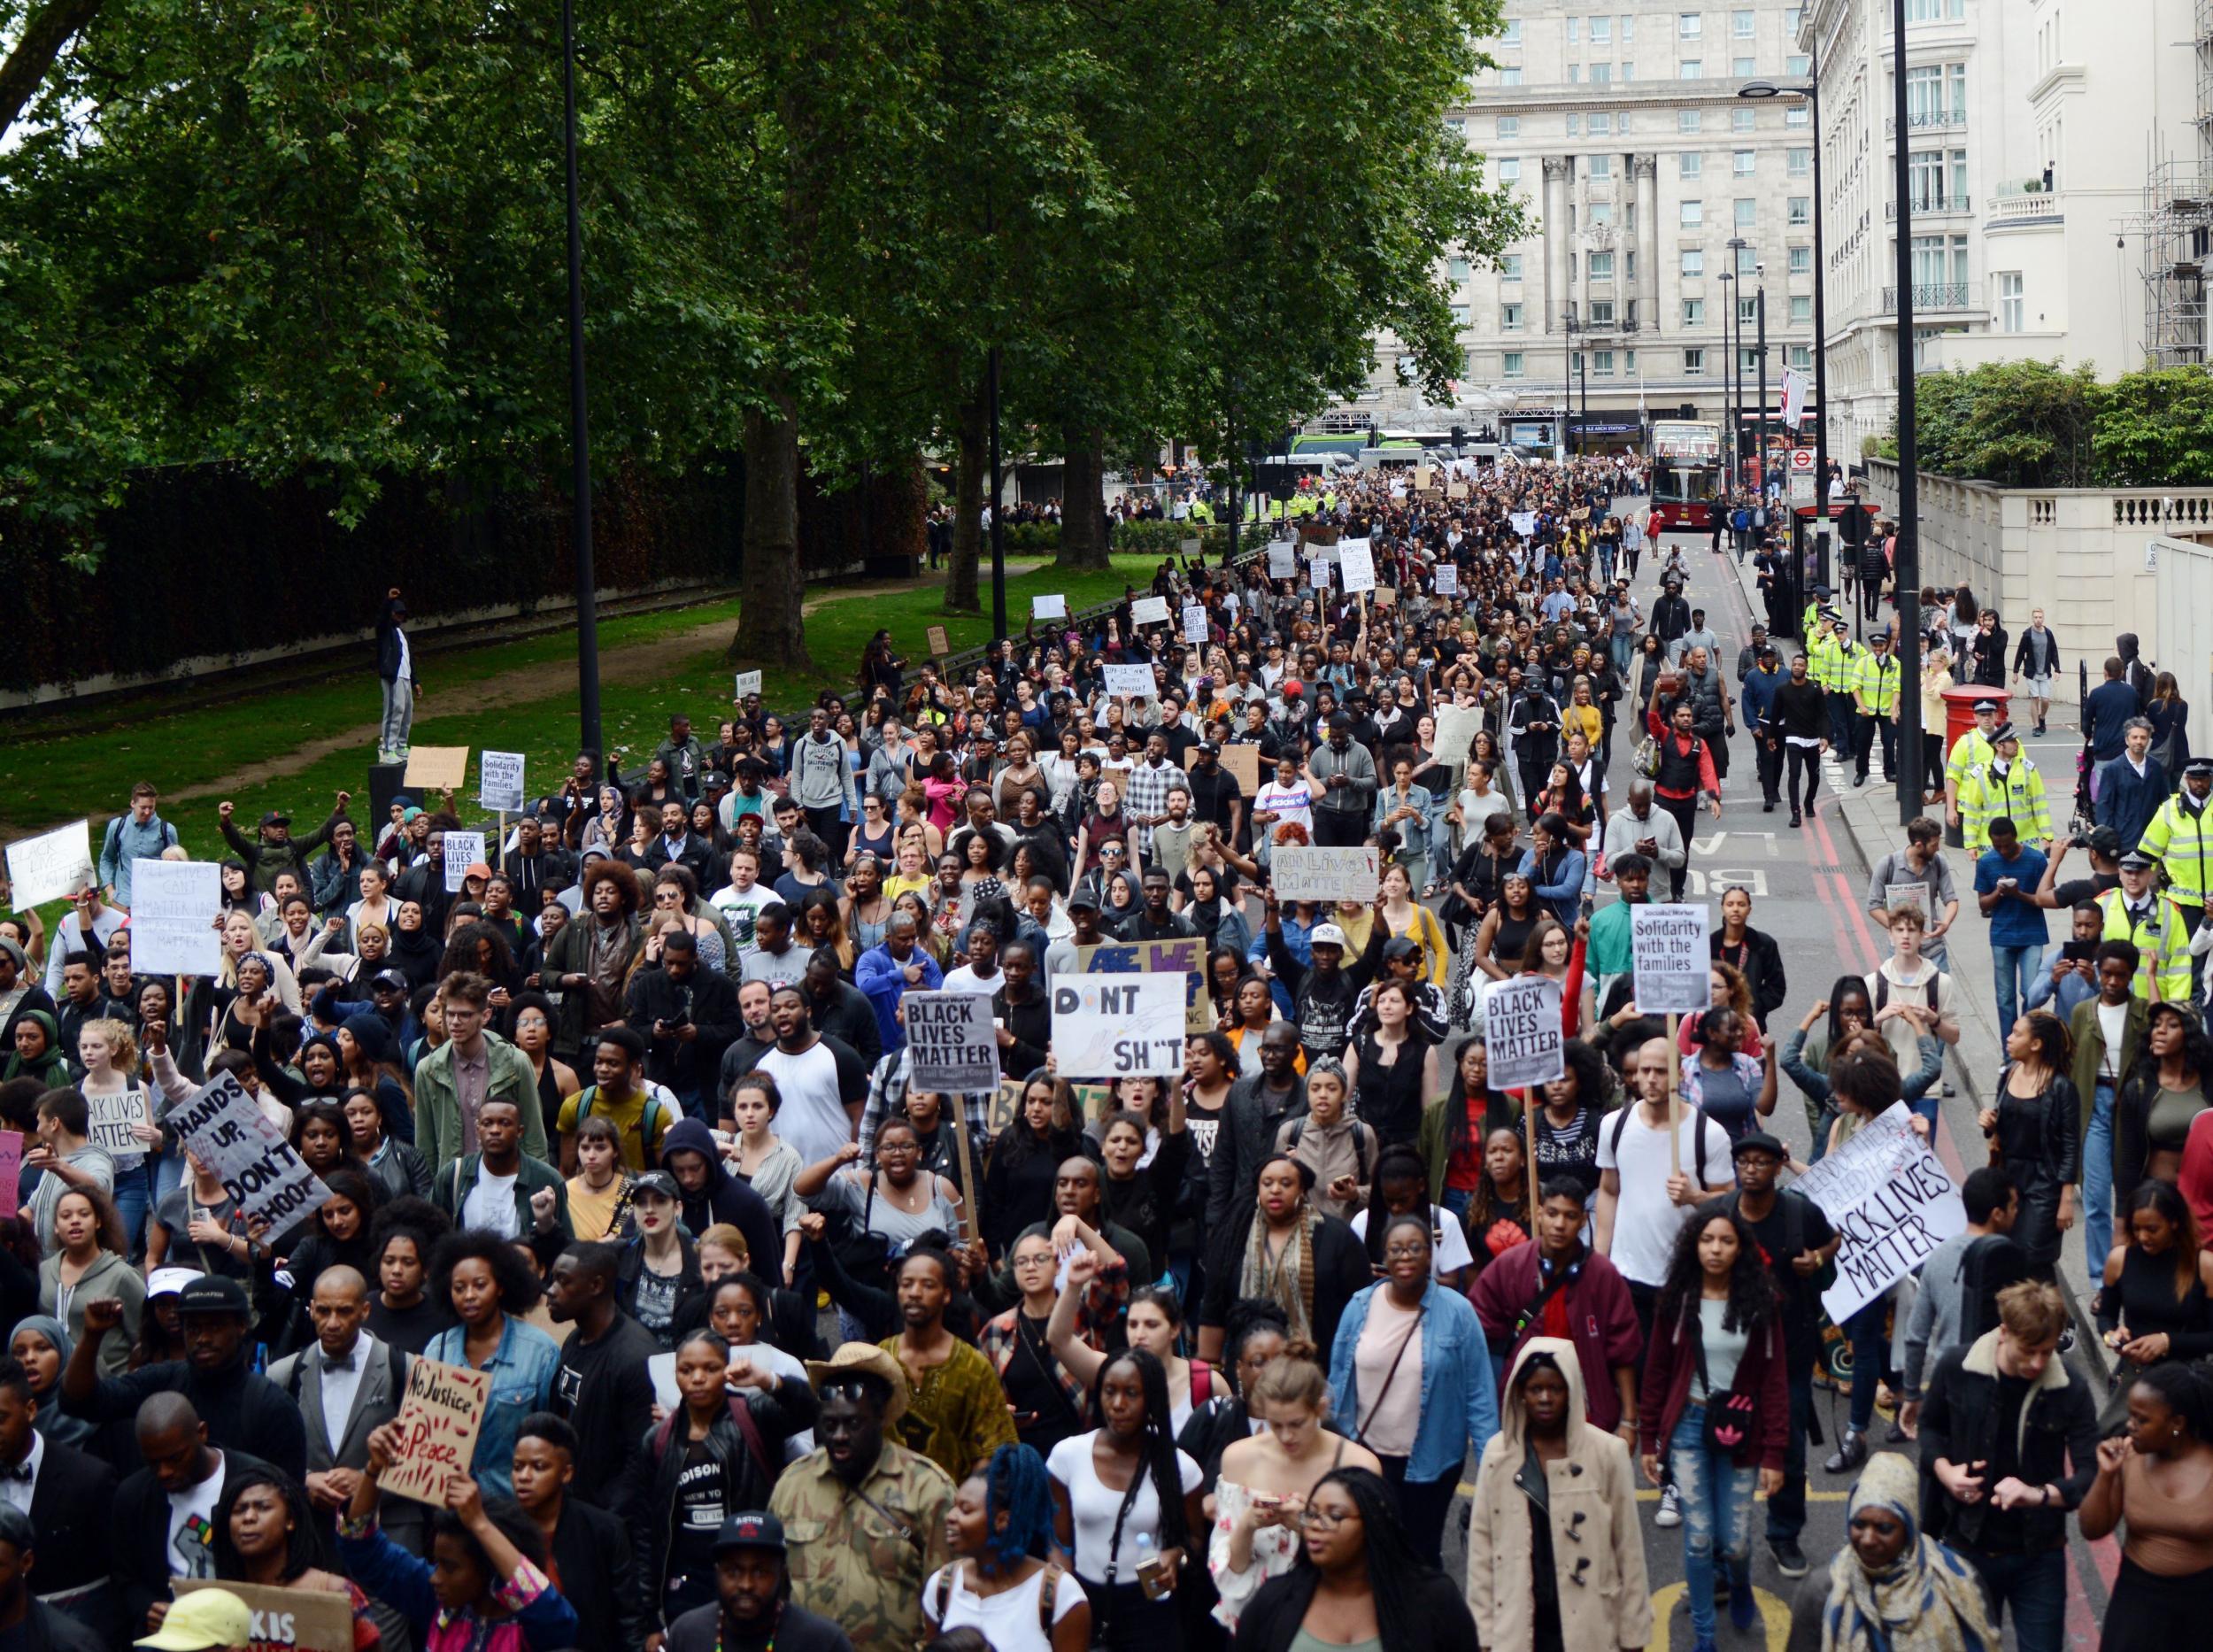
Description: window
1788,146,1811,177
1626,350,1638,372
1910,232,1968,287
1998,271,2023,331
1622,65,1637,83
1904,0,1964,18
1736,243,1757,275
1788,245,1812,274
1502,253,1524,280
1789,294,1811,323
1590,298,1615,323
1447,256,1470,282
1590,202,1615,227
1500,66,1523,84
1947,64,1966,118
1682,248,1706,275
1681,200,1704,227
1733,107,1756,132
1501,18,1522,42
1680,150,1704,179
1735,197,1757,228
1680,12,1702,37
1591,61,1613,82
1572,351,1585,374
1589,151,1612,175
1734,58,1755,76
1622,14,1635,41
1740,345,1758,373
1593,349,1616,375
1685,347,1708,373
1785,103,1808,127
1502,302,1525,331
1679,109,1703,132
1785,5,1803,30
1590,251,1615,281
1739,295,1757,322
1627,250,1638,279
1683,297,1707,325
1503,351,1525,378
1592,16,1610,42
1451,305,1470,324
1499,158,1522,181
1788,197,1810,224
1590,115,1613,139
1680,58,1703,77
1787,53,1809,74
1566,15,1580,41
1567,112,1581,135
1734,149,1756,174
1788,344,1812,368
1568,64,1582,81
1498,115,1520,137
1949,149,1968,199
1734,7,1755,35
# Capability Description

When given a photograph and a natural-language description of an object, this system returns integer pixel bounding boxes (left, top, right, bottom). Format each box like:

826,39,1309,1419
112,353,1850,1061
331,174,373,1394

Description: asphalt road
1435,518,2119,1652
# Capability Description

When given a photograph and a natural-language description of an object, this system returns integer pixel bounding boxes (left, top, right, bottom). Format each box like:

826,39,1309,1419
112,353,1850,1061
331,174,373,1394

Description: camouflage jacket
769,1442,957,1652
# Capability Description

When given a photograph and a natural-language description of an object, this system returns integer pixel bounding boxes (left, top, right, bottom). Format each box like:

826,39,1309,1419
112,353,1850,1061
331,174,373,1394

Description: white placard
1309,560,1331,591
169,1070,333,1231
1183,604,1209,645
1338,539,1376,593
1630,902,1712,1013
1268,543,1298,578
1434,563,1459,596
1883,882,1929,915
647,1351,681,1411
1483,976,1567,1090
1433,704,1487,768
733,670,763,699
903,991,1000,1092
5,821,93,909
1051,974,1187,1078
1510,511,1537,538
1795,1102,1965,1323
1034,593,1067,620
478,751,526,814
127,859,222,975
1130,596,1171,626
1101,664,1156,699
86,1090,147,1156
1270,845,1381,904
443,831,487,892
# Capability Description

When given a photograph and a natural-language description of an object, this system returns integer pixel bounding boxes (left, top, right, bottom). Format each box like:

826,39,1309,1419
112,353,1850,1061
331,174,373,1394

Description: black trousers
1756,734,1785,804
1657,791,1700,898
1854,713,1897,782
1785,742,1822,815
1312,808,1366,848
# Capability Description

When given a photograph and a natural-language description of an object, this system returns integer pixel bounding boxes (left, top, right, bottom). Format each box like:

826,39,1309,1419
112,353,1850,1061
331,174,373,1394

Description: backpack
933,1562,1065,1638
1607,1100,1715,1187
1955,1234,2030,1345
1285,1115,1376,1188
1870,969,1941,1016
101,814,178,867
575,1085,667,1163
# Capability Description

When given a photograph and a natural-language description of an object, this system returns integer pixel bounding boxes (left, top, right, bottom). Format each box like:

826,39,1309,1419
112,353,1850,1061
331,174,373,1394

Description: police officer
2140,755,2213,996
1850,627,1903,789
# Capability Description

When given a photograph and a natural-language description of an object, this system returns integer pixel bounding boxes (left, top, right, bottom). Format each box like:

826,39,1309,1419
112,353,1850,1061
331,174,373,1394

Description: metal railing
1886,194,1971,218
1882,282,1973,310
1885,109,1968,135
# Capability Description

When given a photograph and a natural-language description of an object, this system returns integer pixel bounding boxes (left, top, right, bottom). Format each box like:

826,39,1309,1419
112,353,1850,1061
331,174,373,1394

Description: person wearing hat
1782,1451,1997,1652
663,1510,852,1652
1958,724,2053,856
2140,756,2213,995
769,1344,955,1652
1848,628,1903,790
216,793,351,899
2097,851,2193,1006
1941,699,2004,832
131,1586,251,1652
2097,716,2171,855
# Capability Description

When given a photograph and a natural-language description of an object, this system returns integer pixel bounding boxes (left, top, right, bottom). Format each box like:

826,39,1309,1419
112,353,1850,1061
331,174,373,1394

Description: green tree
2091,365,2213,485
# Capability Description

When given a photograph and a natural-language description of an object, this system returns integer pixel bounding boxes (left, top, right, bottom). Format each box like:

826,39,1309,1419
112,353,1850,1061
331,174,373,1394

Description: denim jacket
1329,1278,1500,1482
424,1313,561,1499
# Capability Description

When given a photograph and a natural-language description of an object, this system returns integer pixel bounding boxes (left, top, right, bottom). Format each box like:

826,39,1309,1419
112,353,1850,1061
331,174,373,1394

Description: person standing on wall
376,589,424,766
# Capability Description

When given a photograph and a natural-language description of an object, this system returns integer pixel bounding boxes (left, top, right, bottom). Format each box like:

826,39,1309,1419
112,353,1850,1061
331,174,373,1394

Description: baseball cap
137,1589,252,1651
1732,1131,1787,1162
1067,889,1102,912
713,1512,785,1554
175,1276,250,1317
372,969,409,992
1281,679,1305,699
464,861,493,881
1309,922,1349,948
146,1268,201,1299
2086,825,2123,854
258,810,291,829
631,1170,681,1201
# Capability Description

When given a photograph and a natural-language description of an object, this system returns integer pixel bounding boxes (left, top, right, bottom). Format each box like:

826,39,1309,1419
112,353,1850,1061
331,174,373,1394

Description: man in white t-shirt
751,987,871,1165
1593,1037,1735,1327
710,845,776,953
1863,907,1959,1116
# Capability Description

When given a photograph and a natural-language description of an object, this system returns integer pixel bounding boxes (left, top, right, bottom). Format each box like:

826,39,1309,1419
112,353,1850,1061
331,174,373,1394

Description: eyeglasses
1298,1507,1356,1532
1383,1245,1428,1262
1010,1253,1056,1270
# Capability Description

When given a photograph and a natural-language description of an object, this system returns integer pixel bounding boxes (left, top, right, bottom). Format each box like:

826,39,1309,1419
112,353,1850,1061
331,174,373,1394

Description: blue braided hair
980,1444,1054,1567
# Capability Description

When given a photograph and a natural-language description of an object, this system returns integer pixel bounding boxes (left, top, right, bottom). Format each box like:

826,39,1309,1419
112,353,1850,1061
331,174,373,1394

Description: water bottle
1133,1532,1165,1600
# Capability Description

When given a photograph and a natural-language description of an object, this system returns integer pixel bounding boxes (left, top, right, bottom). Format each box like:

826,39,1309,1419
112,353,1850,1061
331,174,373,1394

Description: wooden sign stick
1665,1012,1681,1176
948,1100,983,1250
1523,1085,1540,1200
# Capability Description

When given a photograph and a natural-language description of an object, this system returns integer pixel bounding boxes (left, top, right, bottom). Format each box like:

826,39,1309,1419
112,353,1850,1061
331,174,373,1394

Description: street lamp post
1717,271,1736,490
1755,277,1770,512
1727,236,1751,492
561,0,602,768
1890,0,1922,825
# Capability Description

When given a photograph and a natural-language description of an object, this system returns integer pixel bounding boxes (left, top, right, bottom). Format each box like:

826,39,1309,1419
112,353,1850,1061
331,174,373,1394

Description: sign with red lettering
380,1354,492,1506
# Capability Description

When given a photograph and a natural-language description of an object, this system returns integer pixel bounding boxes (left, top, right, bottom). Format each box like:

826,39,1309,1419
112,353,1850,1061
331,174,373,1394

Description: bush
1005,521,1061,550
1883,359,2213,489
1110,520,1271,557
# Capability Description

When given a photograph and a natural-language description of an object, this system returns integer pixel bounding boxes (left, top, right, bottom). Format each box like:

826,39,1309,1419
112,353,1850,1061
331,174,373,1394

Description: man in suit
114,1393,269,1643
0,1361,114,1641
0,1503,104,1652
512,1411,651,1651
265,1266,421,1557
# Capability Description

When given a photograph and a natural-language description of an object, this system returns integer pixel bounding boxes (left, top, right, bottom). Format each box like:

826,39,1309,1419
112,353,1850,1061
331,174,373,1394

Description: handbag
1692,1315,1759,1456
1631,734,1662,779
1353,1302,1427,1447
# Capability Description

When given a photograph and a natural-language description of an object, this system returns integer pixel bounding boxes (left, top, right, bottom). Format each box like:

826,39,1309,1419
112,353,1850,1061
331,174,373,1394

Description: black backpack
1606,1100,1715,1186
1955,1234,2031,1344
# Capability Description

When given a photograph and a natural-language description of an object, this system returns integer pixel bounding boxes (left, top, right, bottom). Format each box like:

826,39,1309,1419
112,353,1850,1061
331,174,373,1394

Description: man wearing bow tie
0,1359,113,1641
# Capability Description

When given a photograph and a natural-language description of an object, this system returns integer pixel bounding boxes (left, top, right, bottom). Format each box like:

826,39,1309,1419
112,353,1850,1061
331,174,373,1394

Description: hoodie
659,1118,785,1285
1467,1339,1653,1652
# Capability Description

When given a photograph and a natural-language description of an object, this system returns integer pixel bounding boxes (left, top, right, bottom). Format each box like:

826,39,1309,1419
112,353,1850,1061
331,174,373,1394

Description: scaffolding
2139,157,2213,368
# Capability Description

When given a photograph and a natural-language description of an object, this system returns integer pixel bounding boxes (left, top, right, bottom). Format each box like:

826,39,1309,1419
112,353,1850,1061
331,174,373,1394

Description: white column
1544,156,1575,335
1634,154,1661,337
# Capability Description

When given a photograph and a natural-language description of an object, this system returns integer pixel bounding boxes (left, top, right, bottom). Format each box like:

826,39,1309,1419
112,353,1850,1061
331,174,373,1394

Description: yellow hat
138,1590,252,1652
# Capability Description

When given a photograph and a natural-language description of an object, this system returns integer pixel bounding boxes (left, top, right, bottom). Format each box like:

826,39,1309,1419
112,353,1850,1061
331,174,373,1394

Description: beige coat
1467,1336,1654,1652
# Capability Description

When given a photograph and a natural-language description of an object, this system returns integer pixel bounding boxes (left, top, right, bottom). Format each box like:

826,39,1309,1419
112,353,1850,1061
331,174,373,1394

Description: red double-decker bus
1649,420,1723,531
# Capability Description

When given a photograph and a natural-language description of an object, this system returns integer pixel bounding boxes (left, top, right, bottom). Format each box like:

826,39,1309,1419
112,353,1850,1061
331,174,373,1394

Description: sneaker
1824,1431,1868,1474
1770,1539,1810,1579
1655,1483,1682,1527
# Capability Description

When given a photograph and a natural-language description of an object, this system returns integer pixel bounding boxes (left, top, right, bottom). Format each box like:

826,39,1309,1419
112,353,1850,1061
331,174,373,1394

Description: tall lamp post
1718,271,1736,484
1561,303,1581,458
1726,236,1751,491
1742,35,1831,636
1889,0,1921,825
1754,273,1770,509
562,0,602,767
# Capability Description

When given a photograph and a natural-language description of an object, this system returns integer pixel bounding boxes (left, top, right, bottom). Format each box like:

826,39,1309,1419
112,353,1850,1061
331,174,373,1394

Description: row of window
1476,107,1808,138
1490,151,1817,186
1469,244,1817,283
1493,344,1816,377
1500,8,1805,47
1465,292,1816,330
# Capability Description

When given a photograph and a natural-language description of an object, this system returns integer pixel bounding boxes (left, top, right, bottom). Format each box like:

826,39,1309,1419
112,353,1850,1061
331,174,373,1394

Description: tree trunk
944,388,984,613
729,395,813,670
1056,425,1111,571
0,0,102,144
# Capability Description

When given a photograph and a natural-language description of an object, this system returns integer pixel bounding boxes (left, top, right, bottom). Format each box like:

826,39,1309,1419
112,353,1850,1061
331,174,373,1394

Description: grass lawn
5,554,1156,882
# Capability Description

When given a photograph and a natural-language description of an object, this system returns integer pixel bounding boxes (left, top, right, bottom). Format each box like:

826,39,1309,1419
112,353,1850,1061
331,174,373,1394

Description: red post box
1939,684,2010,845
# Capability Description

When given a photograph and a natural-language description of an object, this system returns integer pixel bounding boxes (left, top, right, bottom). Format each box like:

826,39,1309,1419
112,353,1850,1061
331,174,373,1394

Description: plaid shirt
1122,758,1190,854
859,1047,997,1162
977,1254,1131,1424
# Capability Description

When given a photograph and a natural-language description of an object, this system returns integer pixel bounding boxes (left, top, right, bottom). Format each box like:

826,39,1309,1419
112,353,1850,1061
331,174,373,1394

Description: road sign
1789,448,1816,474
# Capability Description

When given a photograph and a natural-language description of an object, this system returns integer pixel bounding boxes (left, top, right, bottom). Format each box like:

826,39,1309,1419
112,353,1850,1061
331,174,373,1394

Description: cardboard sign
0,1131,24,1216
903,992,1000,1092
443,831,487,892
1051,974,1187,1078
1448,482,1470,500
1375,587,1397,608
381,1353,494,1506
86,1091,148,1156
1268,544,1298,579
989,1076,1025,1136
1102,664,1156,699
1130,596,1171,626
172,1580,355,1652
1630,903,1712,1013
1179,537,1202,556
1434,563,1459,596
1883,882,1929,915
1796,1102,1966,1323
1433,705,1486,768
1220,744,1261,794
1338,540,1376,593
127,859,222,975
1415,466,1433,490
1510,511,1537,538
732,670,764,699
1069,938,1208,1035
169,1071,332,1232
5,821,93,909
925,625,951,658
404,746,470,791
1483,976,1567,1090
1033,593,1067,620
478,751,526,814
1183,604,1209,645
1271,845,1380,904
